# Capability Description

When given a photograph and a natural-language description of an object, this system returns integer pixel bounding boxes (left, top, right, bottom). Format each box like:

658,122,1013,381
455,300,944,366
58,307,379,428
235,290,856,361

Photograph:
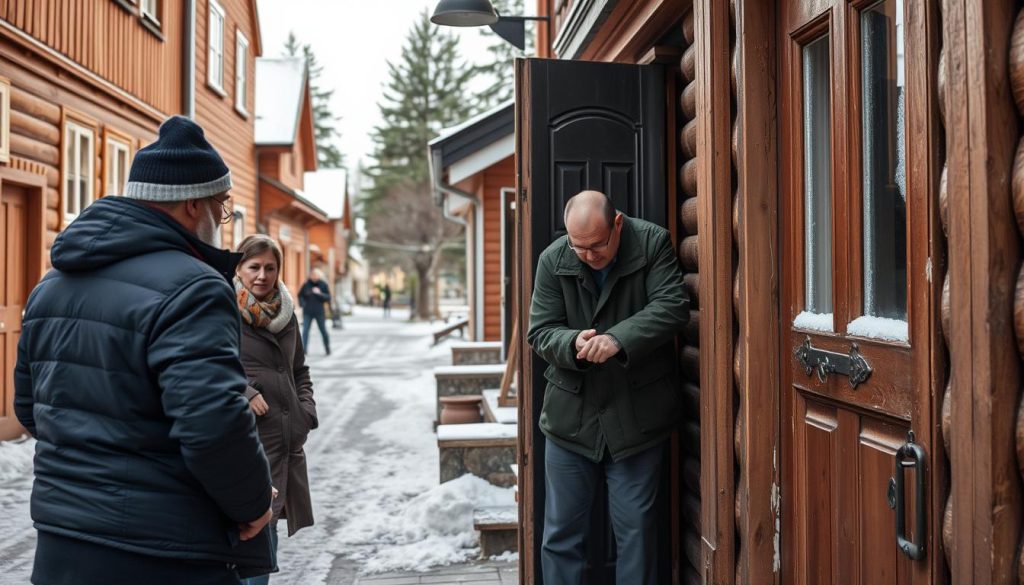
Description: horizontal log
680,235,699,271
680,158,698,198
682,494,701,533
940,163,950,235
733,330,743,385
938,48,947,126
10,88,61,126
10,108,60,145
732,119,741,170
681,45,696,83
1014,141,1024,236
681,81,697,121
10,131,60,167
682,8,694,46
734,415,743,463
681,565,701,585
45,208,59,232
685,309,700,346
680,119,698,159
731,44,739,97
684,272,700,308
681,345,700,382
681,194,698,235
733,190,741,242
942,383,951,455
47,187,59,211
681,382,700,418
1017,270,1024,360
942,497,953,567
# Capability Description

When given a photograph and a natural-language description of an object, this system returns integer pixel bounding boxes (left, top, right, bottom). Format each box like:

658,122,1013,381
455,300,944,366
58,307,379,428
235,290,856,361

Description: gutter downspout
429,146,479,226
183,0,196,118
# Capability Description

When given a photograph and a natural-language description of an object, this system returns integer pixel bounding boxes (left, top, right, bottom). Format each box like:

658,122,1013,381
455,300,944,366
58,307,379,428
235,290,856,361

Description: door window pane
861,0,907,321
803,35,833,315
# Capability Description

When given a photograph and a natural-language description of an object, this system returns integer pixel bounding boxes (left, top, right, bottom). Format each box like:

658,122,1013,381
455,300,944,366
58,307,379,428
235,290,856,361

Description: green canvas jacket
527,216,690,462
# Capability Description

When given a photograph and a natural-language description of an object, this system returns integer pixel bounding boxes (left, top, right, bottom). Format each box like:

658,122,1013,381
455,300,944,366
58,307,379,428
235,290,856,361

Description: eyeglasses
210,195,233,224
567,229,614,255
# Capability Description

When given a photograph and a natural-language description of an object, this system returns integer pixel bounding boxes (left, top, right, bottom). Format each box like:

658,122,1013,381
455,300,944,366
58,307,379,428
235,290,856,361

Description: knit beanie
124,115,232,201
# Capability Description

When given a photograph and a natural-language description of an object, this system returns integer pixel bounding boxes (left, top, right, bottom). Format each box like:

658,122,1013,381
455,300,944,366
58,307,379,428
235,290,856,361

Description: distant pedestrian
299,269,331,355
528,190,689,585
234,235,318,585
382,283,393,318
14,116,275,584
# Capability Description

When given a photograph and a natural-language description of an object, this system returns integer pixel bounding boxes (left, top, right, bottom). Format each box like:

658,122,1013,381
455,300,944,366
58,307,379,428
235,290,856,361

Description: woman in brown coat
234,235,317,585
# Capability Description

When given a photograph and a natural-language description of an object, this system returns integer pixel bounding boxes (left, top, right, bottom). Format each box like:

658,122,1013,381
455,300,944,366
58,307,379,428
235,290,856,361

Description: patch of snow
793,311,834,333
0,435,34,483
437,423,517,441
434,364,507,376
482,389,518,425
847,315,909,342
489,550,519,563
473,505,517,525
450,341,503,350
254,58,307,145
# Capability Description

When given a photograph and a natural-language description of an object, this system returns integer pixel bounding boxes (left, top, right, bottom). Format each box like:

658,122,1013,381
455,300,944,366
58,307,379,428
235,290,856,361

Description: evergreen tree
362,10,480,319
285,32,345,168
473,0,531,108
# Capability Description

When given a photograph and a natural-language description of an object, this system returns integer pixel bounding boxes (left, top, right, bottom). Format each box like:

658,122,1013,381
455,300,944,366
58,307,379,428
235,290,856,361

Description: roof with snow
255,58,308,145
428,99,514,169
302,169,347,220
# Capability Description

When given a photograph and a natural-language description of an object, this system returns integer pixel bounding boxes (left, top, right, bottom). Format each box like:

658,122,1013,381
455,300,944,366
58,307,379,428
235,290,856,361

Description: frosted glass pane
862,0,907,321
803,35,833,314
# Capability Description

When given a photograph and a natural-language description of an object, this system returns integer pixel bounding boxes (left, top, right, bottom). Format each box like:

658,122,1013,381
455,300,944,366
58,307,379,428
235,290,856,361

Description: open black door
514,57,667,585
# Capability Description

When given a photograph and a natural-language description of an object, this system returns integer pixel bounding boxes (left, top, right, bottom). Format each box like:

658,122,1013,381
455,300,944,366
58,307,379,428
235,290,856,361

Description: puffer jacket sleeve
527,251,587,371
14,330,35,437
147,274,273,524
291,316,317,429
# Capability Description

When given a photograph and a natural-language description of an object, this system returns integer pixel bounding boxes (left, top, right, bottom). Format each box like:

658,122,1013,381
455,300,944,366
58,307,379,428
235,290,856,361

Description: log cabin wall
195,0,260,245
1008,3,1024,581
482,157,514,342
937,0,952,579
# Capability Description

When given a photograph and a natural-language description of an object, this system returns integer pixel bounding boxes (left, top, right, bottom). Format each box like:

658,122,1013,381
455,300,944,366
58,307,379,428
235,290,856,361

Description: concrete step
474,505,519,557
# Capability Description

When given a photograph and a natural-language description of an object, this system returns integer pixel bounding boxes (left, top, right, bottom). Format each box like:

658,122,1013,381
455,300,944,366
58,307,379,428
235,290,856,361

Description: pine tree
285,32,345,168
473,0,531,108
362,10,480,319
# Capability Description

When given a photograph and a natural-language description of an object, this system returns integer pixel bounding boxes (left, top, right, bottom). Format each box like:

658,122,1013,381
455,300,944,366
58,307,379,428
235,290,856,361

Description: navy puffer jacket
13,196,274,568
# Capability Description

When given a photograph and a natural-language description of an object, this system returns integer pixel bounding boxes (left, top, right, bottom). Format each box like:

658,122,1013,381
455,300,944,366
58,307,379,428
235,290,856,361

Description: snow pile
346,474,515,574
437,423,517,441
847,315,909,342
0,436,34,483
793,311,834,333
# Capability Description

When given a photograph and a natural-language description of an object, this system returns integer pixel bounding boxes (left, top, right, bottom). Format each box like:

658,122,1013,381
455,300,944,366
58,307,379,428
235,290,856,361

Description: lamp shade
430,0,499,27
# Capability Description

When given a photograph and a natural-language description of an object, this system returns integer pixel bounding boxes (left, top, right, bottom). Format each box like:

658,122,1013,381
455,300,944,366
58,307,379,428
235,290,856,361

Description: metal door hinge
794,337,872,388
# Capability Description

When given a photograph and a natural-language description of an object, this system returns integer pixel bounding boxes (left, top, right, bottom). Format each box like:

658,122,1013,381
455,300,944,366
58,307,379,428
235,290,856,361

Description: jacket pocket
540,366,584,438
629,361,679,433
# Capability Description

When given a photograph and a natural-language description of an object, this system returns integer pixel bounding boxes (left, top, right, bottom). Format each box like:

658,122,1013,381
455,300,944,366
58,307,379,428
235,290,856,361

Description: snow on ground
0,436,34,484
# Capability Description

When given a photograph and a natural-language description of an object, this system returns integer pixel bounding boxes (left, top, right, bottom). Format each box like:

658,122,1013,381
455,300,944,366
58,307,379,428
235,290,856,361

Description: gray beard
195,210,221,248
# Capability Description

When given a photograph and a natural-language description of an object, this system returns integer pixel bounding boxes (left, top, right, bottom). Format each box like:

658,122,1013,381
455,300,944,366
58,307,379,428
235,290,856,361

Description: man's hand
575,329,598,353
576,334,621,364
239,505,272,541
249,394,269,416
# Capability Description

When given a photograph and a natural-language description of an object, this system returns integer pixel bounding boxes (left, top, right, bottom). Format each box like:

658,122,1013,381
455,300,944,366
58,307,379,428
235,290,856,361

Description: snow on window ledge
846,315,909,343
793,311,834,333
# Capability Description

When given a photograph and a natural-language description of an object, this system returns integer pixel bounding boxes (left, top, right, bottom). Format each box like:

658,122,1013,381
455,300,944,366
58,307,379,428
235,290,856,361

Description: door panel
1,185,28,432
516,57,666,585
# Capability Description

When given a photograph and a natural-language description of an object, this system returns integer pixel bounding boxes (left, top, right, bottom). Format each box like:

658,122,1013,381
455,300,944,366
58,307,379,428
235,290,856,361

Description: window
233,204,247,247
207,0,226,95
105,133,132,196
0,77,9,164
802,35,833,319
63,120,95,220
140,0,159,24
235,31,249,116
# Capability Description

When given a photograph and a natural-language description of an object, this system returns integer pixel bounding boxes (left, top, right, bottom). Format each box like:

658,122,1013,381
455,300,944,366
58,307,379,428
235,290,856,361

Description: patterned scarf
235,277,295,334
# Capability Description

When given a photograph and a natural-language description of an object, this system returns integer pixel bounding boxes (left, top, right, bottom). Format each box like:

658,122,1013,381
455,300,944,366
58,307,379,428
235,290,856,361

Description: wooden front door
0,184,29,439
779,0,939,583
515,57,667,584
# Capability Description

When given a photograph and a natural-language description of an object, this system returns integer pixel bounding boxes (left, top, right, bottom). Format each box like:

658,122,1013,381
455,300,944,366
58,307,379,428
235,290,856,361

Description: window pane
862,0,907,321
80,132,91,210
803,35,833,314
119,148,130,193
65,128,75,215
107,143,116,195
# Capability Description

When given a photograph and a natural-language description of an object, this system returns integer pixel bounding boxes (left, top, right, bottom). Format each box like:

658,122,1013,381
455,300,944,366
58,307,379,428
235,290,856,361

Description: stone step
474,505,519,557
481,389,517,424
434,365,506,422
451,341,503,366
437,424,517,488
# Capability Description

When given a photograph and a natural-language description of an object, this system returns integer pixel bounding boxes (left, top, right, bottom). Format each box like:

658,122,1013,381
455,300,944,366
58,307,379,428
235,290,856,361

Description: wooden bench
432,317,470,345
473,505,519,557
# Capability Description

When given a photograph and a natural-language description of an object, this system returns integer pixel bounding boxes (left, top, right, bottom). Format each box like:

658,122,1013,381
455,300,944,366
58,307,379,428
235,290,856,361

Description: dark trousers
542,440,664,585
32,531,241,585
301,311,330,354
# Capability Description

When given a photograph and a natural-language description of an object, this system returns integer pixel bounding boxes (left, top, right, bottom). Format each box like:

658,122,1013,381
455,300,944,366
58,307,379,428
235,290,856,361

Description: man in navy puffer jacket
14,116,275,584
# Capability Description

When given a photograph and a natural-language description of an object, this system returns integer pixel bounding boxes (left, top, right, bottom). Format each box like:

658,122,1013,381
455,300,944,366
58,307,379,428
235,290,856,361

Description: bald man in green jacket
527,190,689,585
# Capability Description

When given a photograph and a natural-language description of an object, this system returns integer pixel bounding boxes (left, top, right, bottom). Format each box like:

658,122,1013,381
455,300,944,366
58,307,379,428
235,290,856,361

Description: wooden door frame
0,160,47,441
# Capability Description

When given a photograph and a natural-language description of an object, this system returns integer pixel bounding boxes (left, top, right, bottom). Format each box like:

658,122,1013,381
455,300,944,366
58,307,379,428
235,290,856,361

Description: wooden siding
267,214,308,300
0,0,183,114
481,157,514,342
196,0,258,247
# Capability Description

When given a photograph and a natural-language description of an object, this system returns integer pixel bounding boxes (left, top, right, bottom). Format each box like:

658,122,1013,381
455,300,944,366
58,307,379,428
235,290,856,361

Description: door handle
794,337,873,388
888,430,926,560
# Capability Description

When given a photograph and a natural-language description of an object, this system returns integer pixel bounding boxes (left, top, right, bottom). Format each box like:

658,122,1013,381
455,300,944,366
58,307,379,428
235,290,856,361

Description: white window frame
235,30,249,116
140,0,159,25
233,203,247,247
106,136,131,196
207,0,226,95
0,77,10,164
63,120,95,221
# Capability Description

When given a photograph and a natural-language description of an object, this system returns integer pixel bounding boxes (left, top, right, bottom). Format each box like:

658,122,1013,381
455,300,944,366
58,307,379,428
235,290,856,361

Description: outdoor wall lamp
430,0,549,51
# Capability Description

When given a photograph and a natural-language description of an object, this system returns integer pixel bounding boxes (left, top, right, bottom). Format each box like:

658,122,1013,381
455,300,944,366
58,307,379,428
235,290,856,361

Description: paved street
0,307,516,584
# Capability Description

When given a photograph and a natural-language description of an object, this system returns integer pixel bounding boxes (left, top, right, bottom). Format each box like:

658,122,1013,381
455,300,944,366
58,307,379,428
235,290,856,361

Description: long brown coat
240,314,317,536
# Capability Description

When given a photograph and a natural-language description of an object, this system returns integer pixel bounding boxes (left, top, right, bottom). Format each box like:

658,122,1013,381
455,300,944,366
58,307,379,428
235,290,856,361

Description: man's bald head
564,190,615,229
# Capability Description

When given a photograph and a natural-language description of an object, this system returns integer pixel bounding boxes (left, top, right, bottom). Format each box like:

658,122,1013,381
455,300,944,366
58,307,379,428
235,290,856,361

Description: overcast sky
257,0,520,173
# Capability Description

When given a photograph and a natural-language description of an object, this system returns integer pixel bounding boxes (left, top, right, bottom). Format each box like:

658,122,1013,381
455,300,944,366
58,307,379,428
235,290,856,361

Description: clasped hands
575,329,621,364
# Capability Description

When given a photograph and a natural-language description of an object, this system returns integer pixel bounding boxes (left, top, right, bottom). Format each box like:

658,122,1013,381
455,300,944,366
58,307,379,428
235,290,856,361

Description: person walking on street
382,284,393,318
234,235,318,585
14,116,275,585
299,269,331,355
527,190,689,585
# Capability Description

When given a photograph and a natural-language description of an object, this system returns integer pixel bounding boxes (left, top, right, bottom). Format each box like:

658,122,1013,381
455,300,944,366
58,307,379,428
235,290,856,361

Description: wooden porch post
942,0,1024,582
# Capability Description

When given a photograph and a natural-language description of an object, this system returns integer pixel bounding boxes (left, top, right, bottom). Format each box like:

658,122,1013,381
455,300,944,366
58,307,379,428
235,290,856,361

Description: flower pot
439,395,483,424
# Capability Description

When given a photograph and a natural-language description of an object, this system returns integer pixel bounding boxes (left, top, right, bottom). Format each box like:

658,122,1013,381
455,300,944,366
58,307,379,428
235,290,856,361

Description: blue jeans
541,440,664,585
301,311,330,354
239,523,279,585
